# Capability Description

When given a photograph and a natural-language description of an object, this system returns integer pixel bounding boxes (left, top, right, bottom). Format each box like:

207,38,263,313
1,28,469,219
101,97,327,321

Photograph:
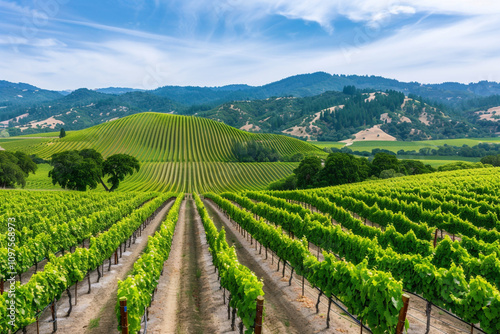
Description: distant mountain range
3,72,500,106
1,72,499,140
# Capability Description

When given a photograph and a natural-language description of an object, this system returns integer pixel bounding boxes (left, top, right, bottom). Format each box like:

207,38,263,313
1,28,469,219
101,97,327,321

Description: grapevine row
252,191,500,332
116,193,184,333
0,193,174,333
194,194,264,333
244,191,434,257
0,193,156,280
205,192,405,333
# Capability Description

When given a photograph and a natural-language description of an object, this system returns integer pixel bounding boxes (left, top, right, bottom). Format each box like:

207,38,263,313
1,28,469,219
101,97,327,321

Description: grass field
24,163,61,190
310,138,498,167
311,138,500,153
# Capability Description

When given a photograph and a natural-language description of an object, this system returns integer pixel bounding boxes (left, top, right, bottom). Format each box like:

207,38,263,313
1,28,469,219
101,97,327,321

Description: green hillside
4,112,322,192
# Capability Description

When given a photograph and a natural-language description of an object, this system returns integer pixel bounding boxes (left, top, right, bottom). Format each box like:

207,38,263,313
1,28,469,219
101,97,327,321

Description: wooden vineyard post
51,299,57,332
433,229,439,247
115,250,119,265
396,294,410,334
0,279,3,294
120,297,129,334
254,296,264,334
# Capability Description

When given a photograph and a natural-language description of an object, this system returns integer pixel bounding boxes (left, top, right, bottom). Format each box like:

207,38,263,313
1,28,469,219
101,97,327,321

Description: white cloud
2,11,500,90
1,0,500,89
161,0,500,33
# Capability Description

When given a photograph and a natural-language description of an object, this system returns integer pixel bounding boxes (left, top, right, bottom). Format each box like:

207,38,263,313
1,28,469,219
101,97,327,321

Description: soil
23,200,176,334
340,125,396,144
148,198,218,334
203,198,360,334
476,106,500,122
240,122,261,132
28,116,65,129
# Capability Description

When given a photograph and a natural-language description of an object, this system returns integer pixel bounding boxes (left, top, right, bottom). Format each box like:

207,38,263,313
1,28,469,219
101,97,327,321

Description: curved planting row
22,113,323,162
117,162,297,193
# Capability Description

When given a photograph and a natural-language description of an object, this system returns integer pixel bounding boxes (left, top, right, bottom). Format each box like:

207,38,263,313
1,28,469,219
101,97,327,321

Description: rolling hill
1,112,324,192
0,80,63,104
1,73,499,140
199,89,496,141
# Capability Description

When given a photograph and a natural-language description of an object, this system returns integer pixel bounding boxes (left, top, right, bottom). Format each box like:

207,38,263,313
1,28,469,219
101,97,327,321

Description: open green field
310,138,499,167
311,138,500,152
10,113,324,192
24,163,62,190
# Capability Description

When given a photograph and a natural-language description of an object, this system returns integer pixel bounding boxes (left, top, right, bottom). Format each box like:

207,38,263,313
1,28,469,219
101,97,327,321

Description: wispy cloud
0,0,499,89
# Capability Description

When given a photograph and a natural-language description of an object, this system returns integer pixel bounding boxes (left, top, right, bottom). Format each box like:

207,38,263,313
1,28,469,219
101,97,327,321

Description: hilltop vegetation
4,89,179,134
0,80,62,105
199,88,494,141
1,73,500,141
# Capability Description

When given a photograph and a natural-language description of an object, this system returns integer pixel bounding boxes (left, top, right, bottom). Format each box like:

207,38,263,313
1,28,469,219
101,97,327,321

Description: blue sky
1,0,500,90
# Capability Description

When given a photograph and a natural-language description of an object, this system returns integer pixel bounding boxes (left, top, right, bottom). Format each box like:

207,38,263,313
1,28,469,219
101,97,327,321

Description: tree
481,154,500,166
49,149,140,191
343,85,357,95
268,175,297,190
294,156,322,188
0,151,37,188
371,152,400,176
48,150,102,191
59,128,66,138
317,152,361,186
399,160,435,175
103,154,140,191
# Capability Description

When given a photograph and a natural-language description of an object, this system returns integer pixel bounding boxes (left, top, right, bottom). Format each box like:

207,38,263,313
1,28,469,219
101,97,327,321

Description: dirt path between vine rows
148,198,219,334
203,199,352,334
25,199,175,334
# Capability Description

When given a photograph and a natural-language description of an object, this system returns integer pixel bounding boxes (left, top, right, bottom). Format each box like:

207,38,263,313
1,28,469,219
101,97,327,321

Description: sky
1,0,500,90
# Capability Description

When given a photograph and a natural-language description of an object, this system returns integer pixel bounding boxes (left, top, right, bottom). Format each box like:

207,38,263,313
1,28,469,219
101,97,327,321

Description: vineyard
2,119,500,333
1,167,500,333
1,113,323,193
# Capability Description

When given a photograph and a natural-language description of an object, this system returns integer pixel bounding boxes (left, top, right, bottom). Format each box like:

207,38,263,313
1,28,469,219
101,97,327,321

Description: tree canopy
294,156,322,188
103,154,140,191
269,152,437,191
0,151,37,188
232,140,280,162
317,152,361,187
48,149,140,191
371,152,400,177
